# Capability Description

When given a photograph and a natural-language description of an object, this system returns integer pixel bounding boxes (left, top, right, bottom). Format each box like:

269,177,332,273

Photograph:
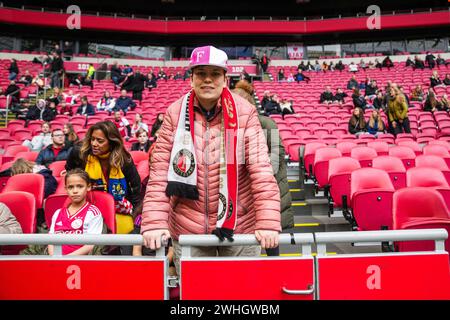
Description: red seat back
313,147,342,188
372,156,407,190
0,191,36,254
3,173,45,209
328,157,361,208
351,147,378,167
335,142,357,156
48,161,67,177
13,151,39,162
388,146,416,168
367,141,389,156
130,151,149,165
406,167,449,188
3,145,30,157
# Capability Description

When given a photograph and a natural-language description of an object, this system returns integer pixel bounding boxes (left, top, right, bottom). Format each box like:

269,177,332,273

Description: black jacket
131,141,152,152
320,91,333,103
76,103,96,116
8,62,19,74
26,105,56,122
352,94,367,109
430,77,442,88
333,92,348,102
65,145,141,214
50,57,64,73
110,65,122,79
36,144,72,167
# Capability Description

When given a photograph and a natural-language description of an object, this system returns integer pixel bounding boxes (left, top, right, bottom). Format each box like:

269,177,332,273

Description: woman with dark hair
151,113,164,138
63,123,79,148
348,107,367,136
65,121,141,235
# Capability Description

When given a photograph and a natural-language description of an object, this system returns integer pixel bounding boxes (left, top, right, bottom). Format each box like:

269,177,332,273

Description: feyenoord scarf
166,88,238,231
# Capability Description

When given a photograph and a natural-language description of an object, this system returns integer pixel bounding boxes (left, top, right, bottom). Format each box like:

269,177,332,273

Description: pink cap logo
189,46,228,71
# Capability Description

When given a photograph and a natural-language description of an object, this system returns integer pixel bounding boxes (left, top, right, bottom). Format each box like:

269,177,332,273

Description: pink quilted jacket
141,92,281,240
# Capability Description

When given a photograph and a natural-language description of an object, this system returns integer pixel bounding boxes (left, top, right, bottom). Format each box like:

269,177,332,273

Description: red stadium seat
396,140,422,155
422,144,450,168
44,191,116,234
303,142,326,178
372,156,407,190
328,157,361,212
313,147,342,189
0,191,36,254
388,146,416,169
415,155,450,185
130,151,149,164
3,173,45,209
351,146,378,167
351,168,395,230
393,187,450,253
367,141,389,156
335,142,357,157
13,151,39,162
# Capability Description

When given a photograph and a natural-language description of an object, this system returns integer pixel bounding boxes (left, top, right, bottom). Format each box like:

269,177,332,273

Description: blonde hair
232,80,255,105
11,158,34,175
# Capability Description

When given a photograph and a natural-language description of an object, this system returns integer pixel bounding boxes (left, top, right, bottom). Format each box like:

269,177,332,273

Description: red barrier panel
180,257,314,300
0,258,167,300
317,253,450,300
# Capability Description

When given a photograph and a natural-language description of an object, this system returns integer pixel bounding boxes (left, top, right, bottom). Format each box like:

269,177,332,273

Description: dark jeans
390,118,411,135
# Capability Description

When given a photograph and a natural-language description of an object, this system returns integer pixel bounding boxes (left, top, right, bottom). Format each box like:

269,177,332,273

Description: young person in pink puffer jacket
141,46,281,274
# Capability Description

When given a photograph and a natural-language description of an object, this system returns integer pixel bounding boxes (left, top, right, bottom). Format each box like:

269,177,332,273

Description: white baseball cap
188,46,228,71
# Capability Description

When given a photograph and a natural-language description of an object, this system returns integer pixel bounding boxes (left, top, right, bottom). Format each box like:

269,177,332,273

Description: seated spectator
373,91,385,110
113,110,131,140
294,69,310,83
130,113,149,137
314,61,322,72
320,86,334,104
48,169,103,256
0,202,22,234
328,61,335,71
374,58,383,70
441,94,450,111
352,88,369,110
96,91,116,112
146,73,158,91
17,70,33,87
322,61,329,72
411,85,424,102
7,59,18,81
261,90,272,109
63,123,79,148
110,61,124,87
36,128,72,167
359,59,368,70
348,107,367,136
173,71,183,80
297,61,307,71
76,96,96,116
26,99,56,122
382,56,394,69
347,75,359,90
31,74,45,93
59,101,73,116
46,101,58,122
414,56,425,70
23,122,53,152
425,51,436,69
423,89,443,112
122,64,133,76
81,63,96,89
279,98,294,118
131,128,152,152
348,62,358,73
114,90,136,114
333,88,348,104
47,87,63,106
157,69,168,81
62,90,79,105
405,56,415,68
335,60,345,72
286,73,295,82
277,69,285,81
366,109,385,136
444,74,450,86
305,61,314,71
11,158,57,198
436,54,449,67
430,71,443,88
5,80,20,101
264,94,282,116
150,113,165,138
365,80,378,100
387,87,411,135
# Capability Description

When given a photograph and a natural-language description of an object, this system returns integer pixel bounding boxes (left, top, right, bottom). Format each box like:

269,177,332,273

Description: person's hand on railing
255,230,279,249
142,229,171,250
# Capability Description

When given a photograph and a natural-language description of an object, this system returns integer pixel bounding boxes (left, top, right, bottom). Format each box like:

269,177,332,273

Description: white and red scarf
166,88,239,231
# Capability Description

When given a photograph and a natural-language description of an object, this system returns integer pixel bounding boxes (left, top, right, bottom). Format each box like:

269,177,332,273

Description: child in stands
48,169,103,255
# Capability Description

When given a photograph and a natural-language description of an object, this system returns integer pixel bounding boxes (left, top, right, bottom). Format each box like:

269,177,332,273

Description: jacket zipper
204,120,210,234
